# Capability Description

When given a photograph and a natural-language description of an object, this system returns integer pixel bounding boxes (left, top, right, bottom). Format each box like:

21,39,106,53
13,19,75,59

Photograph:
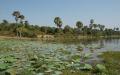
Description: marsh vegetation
0,39,120,75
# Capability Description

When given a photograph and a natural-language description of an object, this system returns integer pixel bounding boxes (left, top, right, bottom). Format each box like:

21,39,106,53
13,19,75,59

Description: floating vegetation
76,46,84,52
0,39,109,75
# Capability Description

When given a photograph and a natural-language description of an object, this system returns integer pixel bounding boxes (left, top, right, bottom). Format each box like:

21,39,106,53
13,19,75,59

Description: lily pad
80,64,93,70
0,63,9,70
96,64,106,72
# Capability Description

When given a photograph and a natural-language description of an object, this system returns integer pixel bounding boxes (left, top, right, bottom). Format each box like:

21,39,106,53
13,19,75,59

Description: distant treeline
0,19,119,38
0,11,119,38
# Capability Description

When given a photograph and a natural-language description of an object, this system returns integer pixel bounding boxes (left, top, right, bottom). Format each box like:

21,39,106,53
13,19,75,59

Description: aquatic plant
0,39,108,75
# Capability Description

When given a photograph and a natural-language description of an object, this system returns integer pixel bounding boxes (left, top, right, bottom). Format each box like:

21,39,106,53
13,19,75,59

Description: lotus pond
0,39,120,75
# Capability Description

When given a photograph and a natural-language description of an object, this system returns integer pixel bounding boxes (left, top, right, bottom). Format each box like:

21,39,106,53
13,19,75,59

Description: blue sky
0,0,120,28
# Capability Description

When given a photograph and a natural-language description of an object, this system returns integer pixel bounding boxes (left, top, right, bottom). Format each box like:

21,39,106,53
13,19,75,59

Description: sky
0,0,120,28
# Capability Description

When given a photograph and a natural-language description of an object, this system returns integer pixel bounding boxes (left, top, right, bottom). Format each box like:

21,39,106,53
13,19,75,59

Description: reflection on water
49,38,120,52
46,38,120,60
83,38,120,51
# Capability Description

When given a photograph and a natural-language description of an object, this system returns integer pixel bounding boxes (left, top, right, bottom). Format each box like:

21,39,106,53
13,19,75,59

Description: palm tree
25,21,29,25
19,15,25,24
89,19,94,29
116,28,119,31
54,17,62,28
76,21,83,29
12,11,21,23
98,24,105,31
93,24,97,29
18,15,25,38
12,11,20,38
76,21,83,34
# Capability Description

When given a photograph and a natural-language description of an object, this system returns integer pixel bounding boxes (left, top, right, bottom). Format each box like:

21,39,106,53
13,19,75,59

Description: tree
40,26,48,34
64,25,72,34
24,21,30,29
25,21,29,26
2,20,8,25
12,11,20,22
76,21,83,29
90,19,94,24
89,19,94,29
114,27,119,31
19,15,25,38
1,20,9,30
54,17,62,28
76,21,83,34
116,28,119,31
12,11,21,38
19,15,25,24
98,24,105,31
17,25,27,38
93,24,97,29
82,26,88,35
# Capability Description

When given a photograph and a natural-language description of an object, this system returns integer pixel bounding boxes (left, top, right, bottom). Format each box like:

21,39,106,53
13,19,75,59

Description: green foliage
5,68,17,75
76,46,83,52
0,54,17,72
80,64,93,70
0,40,119,75
0,18,120,38
95,64,106,72
54,71,63,75
3,56,17,63
83,53,92,59
100,51,120,75
71,55,80,60
76,21,83,29
0,11,119,38
54,17,62,28
64,25,73,34
0,63,9,70
18,69,34,75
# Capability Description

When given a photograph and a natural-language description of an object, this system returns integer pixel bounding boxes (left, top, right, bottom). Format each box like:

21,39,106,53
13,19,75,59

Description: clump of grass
100,51,120,75
62,70,92,75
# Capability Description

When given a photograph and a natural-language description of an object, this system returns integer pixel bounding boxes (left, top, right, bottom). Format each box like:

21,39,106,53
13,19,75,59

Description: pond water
43,38,120,52
82,38,120,51
42,38,120,60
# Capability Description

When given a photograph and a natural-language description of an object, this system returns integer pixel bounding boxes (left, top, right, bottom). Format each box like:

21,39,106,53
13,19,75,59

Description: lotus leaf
0,63,9,70
80,64,93,70
96,64,106,72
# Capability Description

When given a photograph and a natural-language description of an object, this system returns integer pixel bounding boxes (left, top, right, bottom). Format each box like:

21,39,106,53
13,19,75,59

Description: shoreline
0,35,120,41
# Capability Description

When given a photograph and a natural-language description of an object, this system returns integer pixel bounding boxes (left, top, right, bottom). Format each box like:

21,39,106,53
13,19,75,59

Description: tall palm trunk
19,31,22,39
20,26,22,39
16,20,19,39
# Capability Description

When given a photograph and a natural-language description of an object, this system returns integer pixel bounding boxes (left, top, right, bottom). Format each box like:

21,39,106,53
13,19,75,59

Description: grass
100,51,120,75
62,70,92,75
